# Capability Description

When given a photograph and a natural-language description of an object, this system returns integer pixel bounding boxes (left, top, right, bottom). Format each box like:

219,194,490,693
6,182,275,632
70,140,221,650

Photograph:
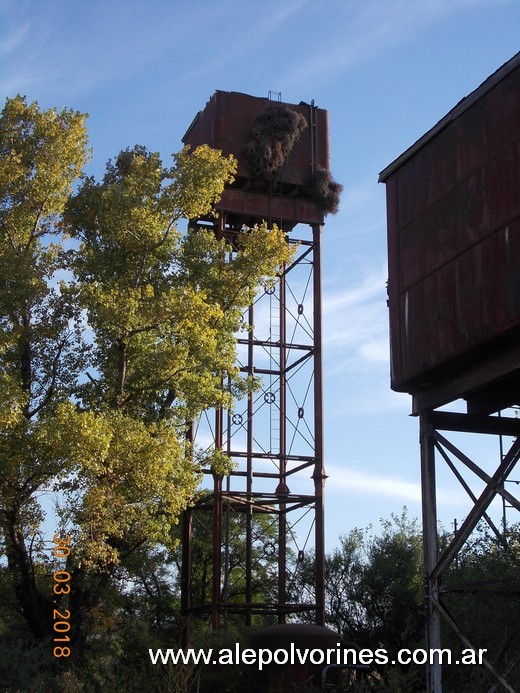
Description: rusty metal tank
182,91,332,228
380,52,520,413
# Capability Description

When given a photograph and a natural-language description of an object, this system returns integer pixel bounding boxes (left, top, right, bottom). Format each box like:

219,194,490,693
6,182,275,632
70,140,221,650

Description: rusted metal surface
180,507,192,649
183,91,330,185
381,52,520,407
246,301,254,627
278,269,287,625
218,187,324,227
183,91,329,226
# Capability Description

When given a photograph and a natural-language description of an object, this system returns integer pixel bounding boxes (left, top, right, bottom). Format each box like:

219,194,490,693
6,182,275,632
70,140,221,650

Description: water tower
180,92,340,644
380,53,520,692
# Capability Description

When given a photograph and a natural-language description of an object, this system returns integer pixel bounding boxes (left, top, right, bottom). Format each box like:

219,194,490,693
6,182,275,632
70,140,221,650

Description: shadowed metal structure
179,92,334,643
380,53,520,692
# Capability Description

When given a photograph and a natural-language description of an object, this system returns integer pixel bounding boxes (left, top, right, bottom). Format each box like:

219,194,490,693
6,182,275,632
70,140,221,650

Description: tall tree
0,95,89,641
0,95,293,677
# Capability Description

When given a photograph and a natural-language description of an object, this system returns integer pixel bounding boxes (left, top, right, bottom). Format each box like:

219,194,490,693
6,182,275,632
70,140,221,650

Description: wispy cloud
281,0,504,88
0,19,29,55
1,3,223,99
172,0,313,87
323,265,388,373
255,0,312,32
327,464,466,506
1,0,316,105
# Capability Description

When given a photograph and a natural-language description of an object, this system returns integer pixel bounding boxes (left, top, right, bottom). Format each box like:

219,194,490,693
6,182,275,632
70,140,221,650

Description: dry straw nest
245,105,308,179
307,167,343,215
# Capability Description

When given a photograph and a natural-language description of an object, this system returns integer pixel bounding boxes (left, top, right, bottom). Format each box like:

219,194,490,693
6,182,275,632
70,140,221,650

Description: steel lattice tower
179,92,335,643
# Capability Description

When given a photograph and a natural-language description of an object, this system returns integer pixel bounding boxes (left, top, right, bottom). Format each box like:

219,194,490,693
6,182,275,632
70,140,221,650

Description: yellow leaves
180,222,294,315
141,283,154,299
201,447,237,477
63,410,199,569
234,223,295,288
167,144,236,219
0,370,25,430
4,400,199,569
95,184,169,252
0,95,89,248
42,402,113,474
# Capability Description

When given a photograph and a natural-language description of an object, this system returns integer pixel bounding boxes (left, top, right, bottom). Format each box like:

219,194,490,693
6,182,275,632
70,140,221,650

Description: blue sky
2,0,520,548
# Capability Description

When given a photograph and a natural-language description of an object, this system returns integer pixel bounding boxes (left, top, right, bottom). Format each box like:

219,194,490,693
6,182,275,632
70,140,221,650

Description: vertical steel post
278,266,287,623
246,302,254,627
312,223,326,626
420,411,442,693
223,398,232,632
212,406,223,631
211,474,222,631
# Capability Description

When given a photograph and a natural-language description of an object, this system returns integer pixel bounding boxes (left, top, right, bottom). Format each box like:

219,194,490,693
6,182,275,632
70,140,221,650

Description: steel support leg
312,223,326,626
420,412,442,693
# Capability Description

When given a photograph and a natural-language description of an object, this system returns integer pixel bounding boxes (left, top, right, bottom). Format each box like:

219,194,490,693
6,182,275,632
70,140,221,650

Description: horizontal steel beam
429,410,520,436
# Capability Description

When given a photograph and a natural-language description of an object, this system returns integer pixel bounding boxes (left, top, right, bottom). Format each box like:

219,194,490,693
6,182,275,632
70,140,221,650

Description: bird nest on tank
307,167,343,215
244,105,308,179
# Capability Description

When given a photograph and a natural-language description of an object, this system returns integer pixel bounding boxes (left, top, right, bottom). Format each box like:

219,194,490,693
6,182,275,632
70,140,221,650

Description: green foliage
295,513,520,692
295,510,426,690
0,94,293,684
168,144,237,219
0,94,89,229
